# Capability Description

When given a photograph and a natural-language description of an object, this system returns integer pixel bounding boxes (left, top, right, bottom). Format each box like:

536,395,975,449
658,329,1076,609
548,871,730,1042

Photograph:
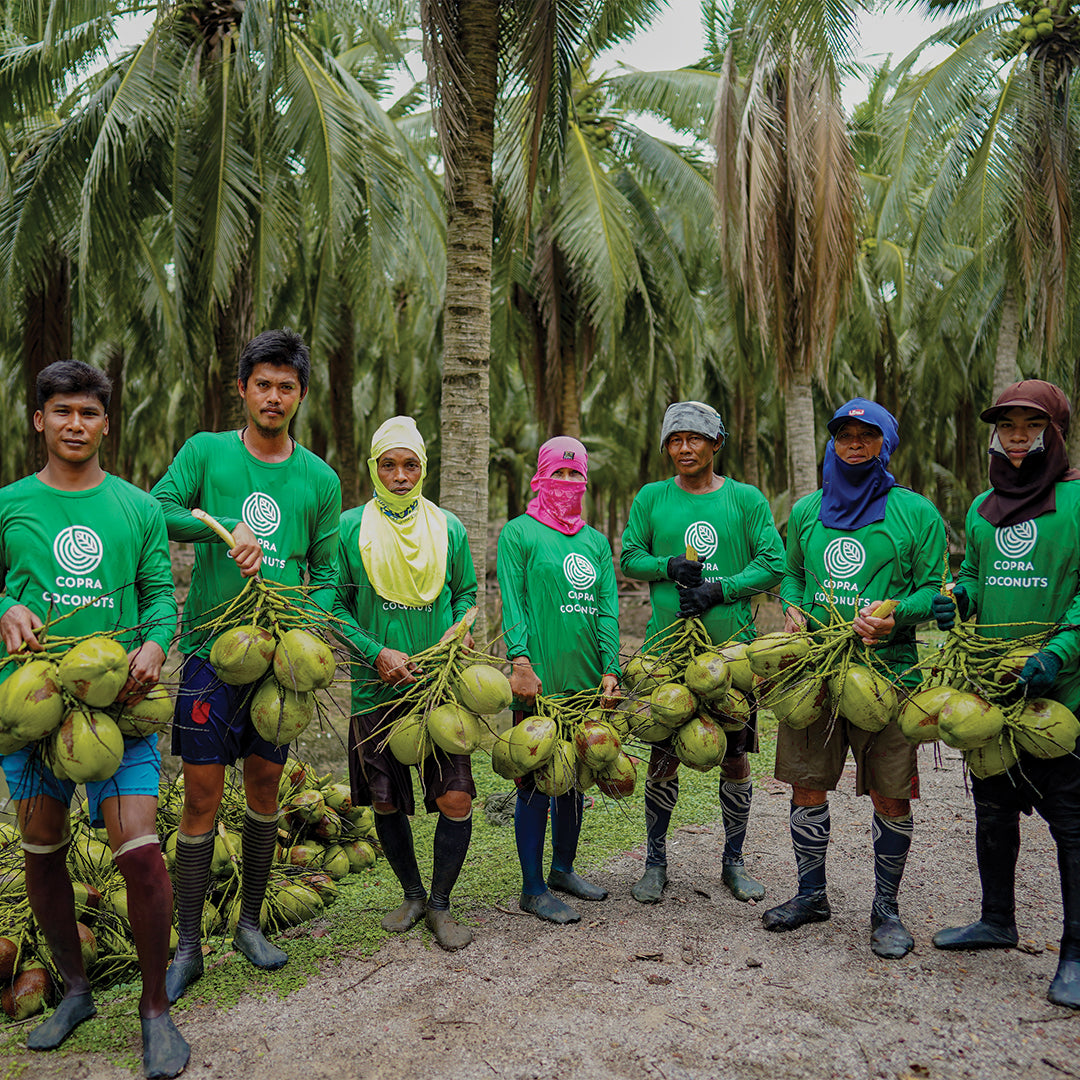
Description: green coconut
302,873,340,906
596,752,636,798
0,659,64,739
745,633,811,680
58,636,129,707
342,839,377,873
274,883,323,926
0,729,28,755
386,711,429,765
706,687,752,733
426,702,482,755
833,665,897,733
898,685,955,745
576,758,596,792
994,646,1039,686
623,654,678,694
53,709,124,783
211,832,241,876
210,625,276,685
455,664,513,714
573,718,622,769
272,628,336,692
673,715,727,771
115,683,174,738
2,965,52,1021
284,841,325,868
508,713,558,770
684,653,732,702
321,783,353,814
718,642,754,693
250,679,315,746
320,844,352,880
965,736,1019,779
1011,698,1080,759
288,789,326,823
534,741,576,797
937,692,1006,750
490,733,529,779
314,810,343,841
648,682,697,728
597,706,632,741
767,676,830,731
627,701,675,743
69,834,113,877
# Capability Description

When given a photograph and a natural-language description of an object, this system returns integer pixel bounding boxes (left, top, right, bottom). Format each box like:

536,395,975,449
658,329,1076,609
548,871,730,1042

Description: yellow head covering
358,417,450,607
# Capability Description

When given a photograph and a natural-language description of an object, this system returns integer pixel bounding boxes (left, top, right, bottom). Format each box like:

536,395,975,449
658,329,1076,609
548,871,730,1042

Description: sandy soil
9,744,1080,1080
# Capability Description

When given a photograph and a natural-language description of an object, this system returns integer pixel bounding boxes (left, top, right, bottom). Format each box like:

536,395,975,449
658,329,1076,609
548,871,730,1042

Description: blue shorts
3,734,161,828
172,653,288,767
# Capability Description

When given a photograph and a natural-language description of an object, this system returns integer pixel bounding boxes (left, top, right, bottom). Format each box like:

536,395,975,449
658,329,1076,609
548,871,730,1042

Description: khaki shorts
774,714,919,800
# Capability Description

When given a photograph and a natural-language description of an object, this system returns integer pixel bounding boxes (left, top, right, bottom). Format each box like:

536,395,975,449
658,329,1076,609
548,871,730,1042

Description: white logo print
995,521,1038,559
684,522,718,562
53,526,104,575
242,492,281,537
823,537,866,579
563,553,597,590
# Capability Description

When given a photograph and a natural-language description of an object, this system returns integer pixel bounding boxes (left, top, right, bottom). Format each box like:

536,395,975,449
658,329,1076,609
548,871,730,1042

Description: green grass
0,712,779,1066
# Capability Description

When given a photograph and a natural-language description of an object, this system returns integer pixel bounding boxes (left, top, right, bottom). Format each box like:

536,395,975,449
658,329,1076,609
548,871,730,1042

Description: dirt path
10,745,1080,1080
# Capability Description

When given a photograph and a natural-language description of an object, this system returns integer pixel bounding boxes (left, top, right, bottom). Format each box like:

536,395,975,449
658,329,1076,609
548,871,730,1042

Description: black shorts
348,703,475,816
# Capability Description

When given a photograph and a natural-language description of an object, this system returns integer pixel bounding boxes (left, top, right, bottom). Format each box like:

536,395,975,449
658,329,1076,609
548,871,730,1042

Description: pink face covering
525,436,588,535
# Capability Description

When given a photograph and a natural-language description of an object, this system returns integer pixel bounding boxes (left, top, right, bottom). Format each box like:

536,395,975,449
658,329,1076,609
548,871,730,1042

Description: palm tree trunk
23,254,72,471
993,281,1020,400
787,370,818,501
557,342,580,438
104,343,125,477
437,0,499,635
209,265,253,432
328,301,359,509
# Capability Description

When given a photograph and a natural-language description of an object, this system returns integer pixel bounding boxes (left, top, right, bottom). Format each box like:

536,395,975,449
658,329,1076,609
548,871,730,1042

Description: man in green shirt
931,380,1080,1009
620,401,784,904
764,399,945,960
153,330,341,1001
0,361,187,1077
334,417,479,951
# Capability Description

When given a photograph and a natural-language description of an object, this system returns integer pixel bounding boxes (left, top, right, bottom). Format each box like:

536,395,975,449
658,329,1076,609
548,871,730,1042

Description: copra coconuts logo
684,522,718,562
563,553,597,590
994,521,1038,560
242,492,281,537
823,537,866,580
53,526,103,575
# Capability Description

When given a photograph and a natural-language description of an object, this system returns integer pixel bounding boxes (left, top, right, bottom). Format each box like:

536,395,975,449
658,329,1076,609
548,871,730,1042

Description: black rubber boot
1044,771,1080,1008
762,893,831,931
520,891,580,924
934,800,1019,951
141,1012,190,1079
631,865,667,904
374,809,427,931
547,869,607,901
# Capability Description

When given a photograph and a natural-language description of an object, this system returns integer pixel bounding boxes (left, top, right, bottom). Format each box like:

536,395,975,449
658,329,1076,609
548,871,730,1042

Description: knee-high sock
718,777,753,863
238,809,279,933
171,830,214,961
871,812,912,921
514,788,548,895
791,802,830,897
374,809,426,902
550,790,584,875
115,837,172,1018
24,845,89,997
644,774,679,868
428,812,472,911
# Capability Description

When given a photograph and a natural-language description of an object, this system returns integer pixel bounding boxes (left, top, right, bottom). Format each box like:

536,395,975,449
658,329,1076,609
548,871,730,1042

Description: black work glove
931,585,969,631
667,555,704,589
1016,650,1062,696
678,581,725,619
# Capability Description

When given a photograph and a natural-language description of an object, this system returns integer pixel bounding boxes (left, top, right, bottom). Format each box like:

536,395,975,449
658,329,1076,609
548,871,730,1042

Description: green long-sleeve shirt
333,504,478,716
956,481,1080,710
780,487,946,681
0,473,176,663
620,477,784,647
497,514,621,703
151,431,341,656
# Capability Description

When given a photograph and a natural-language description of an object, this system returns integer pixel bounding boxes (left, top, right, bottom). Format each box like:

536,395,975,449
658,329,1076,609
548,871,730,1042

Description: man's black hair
36,360,112,411
237,329,311,392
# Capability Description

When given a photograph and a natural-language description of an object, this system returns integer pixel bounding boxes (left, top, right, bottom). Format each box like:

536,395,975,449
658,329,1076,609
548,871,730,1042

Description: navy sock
871,812,912,921
644,774,679,867
374,809,426,902
514,788,548,895
429,813,472,911
718,778,752,862
550,790,584,875
791,802,830,897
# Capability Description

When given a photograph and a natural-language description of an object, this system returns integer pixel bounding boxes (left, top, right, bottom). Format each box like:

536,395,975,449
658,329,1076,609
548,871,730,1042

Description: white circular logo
684,522,718,562
563,553,597,590
53,526,103,575
823,537,866,579
995,521,1038,559
242,492,281,537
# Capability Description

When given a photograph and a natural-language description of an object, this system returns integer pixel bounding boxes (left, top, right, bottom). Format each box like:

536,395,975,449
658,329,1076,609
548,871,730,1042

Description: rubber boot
633,773,677,903
933,801,1019,950
427,812,473,950
1044,781,1080,1008
718,777,765,901
869,812,915,959
549,790,606,901
374,808,427,932
515,788,577,923
763,802,831,931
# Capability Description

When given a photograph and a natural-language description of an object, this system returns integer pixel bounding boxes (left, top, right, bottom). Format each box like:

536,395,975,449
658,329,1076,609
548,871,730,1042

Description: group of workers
0,329,1078,1080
